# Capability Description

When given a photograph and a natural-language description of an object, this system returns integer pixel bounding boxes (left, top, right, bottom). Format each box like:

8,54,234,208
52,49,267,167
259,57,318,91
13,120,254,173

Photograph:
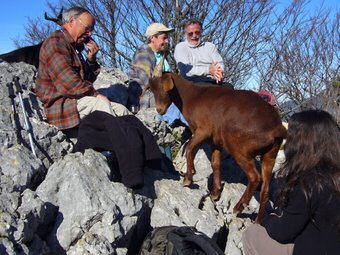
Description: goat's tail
276,123,287,139
273,124,287,149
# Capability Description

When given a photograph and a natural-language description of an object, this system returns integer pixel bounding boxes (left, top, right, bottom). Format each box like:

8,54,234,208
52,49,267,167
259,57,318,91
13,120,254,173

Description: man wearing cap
127,22,174,111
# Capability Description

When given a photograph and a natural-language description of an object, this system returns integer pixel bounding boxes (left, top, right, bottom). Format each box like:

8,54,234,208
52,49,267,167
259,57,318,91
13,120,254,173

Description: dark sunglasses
187,31,201,37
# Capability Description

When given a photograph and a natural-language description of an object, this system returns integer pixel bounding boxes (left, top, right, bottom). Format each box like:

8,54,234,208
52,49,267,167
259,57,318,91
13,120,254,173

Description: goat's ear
140,84,150,99
163,74,174,92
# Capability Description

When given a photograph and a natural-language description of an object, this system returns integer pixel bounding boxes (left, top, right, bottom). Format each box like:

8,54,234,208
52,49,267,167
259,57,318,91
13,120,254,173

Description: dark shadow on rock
236,212,257,221
0,244,6,254
171,120,192,142
198,142,267,186
105,150,122,182
99,150,181,199
8,94,25,147
133,154,181,199
37,202,59,239
219,153,249,185
212,224,229,252
36,202,66,255
45,211,67,255
125,204,152,255
29,165,48,192
33,137,54,166
187,183,200,190
23,95,33,116
202,143,248,190
29,92,45,121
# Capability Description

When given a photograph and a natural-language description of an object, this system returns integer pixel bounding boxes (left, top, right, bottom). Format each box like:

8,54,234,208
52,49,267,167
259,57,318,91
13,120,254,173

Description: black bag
139,226,224,255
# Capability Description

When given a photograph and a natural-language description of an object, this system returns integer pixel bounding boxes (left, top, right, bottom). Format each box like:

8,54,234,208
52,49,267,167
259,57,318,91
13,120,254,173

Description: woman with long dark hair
242,109,340,255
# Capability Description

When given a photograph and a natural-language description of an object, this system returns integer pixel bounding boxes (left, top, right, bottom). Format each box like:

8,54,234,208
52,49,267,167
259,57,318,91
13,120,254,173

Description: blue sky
0,1,55,53
0,1,339,54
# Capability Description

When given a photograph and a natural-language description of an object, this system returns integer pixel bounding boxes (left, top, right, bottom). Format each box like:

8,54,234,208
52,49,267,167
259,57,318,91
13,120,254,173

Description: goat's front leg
210,148,223,201
183,132,207,187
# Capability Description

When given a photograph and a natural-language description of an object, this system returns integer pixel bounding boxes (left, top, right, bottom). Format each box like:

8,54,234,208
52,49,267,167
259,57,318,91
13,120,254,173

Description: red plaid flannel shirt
36,29,100,130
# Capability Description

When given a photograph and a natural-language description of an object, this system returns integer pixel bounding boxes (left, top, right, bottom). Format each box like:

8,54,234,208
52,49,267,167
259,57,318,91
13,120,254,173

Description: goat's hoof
233,207,240,214
210,192,221,201
183,178,192,187
233,203,245,214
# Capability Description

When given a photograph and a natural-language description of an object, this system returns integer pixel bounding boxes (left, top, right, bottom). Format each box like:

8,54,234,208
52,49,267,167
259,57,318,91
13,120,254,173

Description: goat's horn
140,84,150,99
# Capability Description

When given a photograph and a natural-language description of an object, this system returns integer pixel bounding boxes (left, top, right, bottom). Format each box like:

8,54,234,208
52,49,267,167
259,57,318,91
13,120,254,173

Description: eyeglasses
77,18,94,33
187,31,201,37
156,33,169,40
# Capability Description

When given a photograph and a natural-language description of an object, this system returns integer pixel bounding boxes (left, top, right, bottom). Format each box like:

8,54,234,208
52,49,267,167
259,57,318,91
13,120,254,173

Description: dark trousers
74,111,162,188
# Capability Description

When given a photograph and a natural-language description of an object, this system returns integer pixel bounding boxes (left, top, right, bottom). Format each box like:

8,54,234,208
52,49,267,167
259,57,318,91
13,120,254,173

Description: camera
84,37,91,44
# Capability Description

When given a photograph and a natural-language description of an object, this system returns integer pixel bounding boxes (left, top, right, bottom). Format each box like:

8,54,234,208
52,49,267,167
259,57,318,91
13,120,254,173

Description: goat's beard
162,44,169,51
161,44,170,56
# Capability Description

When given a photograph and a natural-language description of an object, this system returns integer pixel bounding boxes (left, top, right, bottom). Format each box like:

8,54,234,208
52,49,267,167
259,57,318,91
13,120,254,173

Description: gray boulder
36,149,149,254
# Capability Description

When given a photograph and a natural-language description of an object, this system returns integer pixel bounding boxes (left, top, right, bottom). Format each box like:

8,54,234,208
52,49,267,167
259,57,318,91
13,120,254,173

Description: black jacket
74,111,162,188
261,186,340,255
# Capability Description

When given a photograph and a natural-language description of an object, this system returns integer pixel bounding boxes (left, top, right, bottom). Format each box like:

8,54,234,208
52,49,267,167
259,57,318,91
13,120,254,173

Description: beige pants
242,224,294,255
77,96,131,119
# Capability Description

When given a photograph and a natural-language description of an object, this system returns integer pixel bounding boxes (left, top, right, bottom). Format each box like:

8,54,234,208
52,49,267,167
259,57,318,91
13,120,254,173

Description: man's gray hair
183,19,202,30
62,6,91,23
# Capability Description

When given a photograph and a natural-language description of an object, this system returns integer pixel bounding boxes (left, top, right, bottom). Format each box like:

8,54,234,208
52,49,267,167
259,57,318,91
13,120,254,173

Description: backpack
139,226,224,255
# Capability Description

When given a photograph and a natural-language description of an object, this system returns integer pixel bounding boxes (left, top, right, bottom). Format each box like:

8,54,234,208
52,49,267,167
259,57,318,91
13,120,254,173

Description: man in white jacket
174,20,225,84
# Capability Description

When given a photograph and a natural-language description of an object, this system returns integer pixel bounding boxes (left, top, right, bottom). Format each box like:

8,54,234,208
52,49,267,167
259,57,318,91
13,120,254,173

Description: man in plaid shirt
36,6,128,131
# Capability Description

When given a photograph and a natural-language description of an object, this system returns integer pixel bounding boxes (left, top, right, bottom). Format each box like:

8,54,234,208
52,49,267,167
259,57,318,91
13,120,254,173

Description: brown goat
143,59,287,223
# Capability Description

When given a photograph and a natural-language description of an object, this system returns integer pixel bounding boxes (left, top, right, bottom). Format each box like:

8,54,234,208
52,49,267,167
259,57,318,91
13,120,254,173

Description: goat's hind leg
210,148,223,201
184,132,207,187
232,156,261,214
255,143,280,223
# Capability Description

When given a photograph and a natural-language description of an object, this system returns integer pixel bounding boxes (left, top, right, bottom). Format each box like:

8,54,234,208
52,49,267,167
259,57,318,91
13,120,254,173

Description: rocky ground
0,62,285,255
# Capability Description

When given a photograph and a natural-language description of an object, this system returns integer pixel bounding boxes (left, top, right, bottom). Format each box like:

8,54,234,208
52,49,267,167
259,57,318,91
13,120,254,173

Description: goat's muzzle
156,107,166,115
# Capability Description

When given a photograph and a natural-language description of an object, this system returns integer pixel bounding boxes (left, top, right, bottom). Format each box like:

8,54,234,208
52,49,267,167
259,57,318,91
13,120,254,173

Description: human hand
86,38,100,62
209,62,224,83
